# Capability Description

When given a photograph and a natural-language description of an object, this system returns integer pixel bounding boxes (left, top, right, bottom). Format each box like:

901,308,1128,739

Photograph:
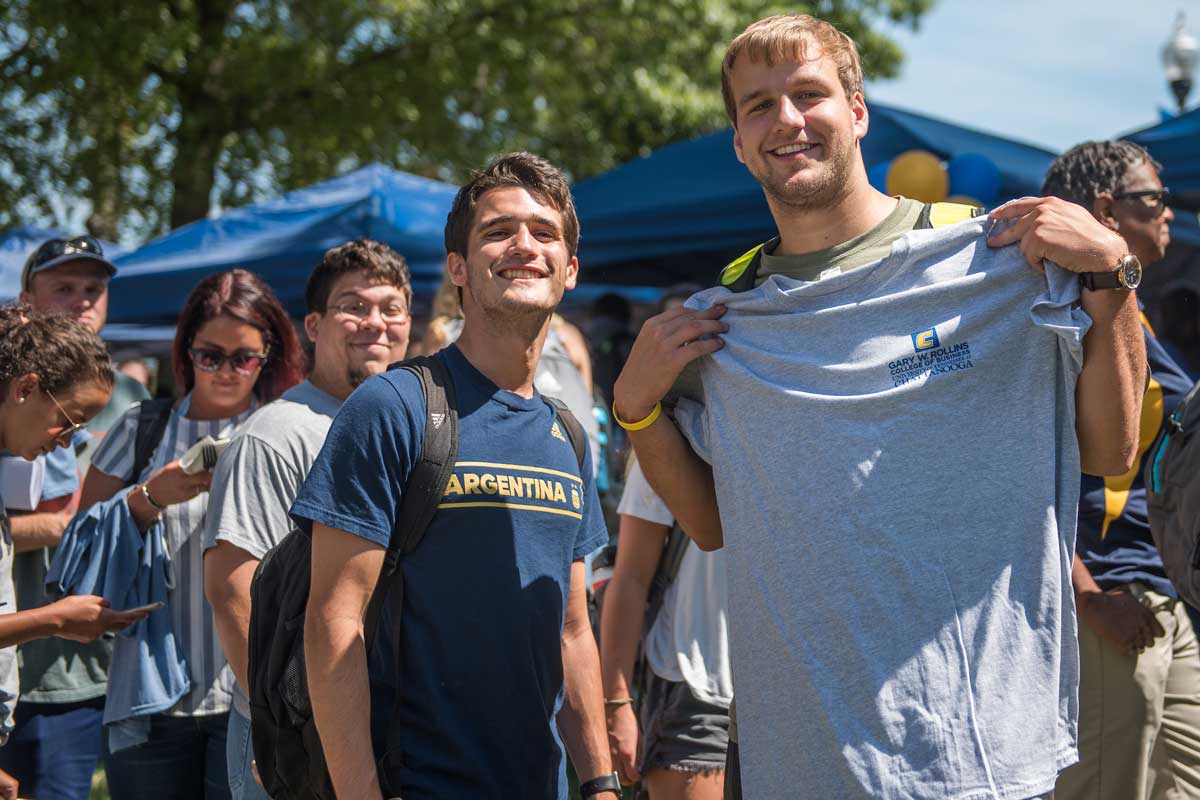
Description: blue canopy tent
1123,107,1200,247
573,102,1056,286
0,225,123,303
108,164,457,325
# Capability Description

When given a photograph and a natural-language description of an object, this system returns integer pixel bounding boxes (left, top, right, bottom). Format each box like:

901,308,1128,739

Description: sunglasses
28,236,105,270
1113,188,1172,216
188,346,271,375
45,388,86,447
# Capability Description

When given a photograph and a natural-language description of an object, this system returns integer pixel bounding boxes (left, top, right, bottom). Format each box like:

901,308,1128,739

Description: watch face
1122,257,1142,290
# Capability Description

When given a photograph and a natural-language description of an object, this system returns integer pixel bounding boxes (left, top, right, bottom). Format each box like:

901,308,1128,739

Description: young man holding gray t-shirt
203,239,412,800
614,15,1147,800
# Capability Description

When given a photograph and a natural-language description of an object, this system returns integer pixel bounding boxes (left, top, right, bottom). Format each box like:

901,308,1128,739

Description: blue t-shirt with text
290,345,607,800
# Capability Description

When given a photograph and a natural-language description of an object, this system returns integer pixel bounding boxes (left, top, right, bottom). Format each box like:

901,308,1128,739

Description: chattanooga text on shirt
674,217,1090,799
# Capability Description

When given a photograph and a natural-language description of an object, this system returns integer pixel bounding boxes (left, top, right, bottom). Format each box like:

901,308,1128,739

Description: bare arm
613,305,728,551
988,197,1144,476
0,595,147,648
1073,289,1145,476
557,559,614,788
9,510,72,553
81,461,212,531
1071,553,1163,655
600,514,669,784
305,522,385,800
78,468,126,513
203,541,259,692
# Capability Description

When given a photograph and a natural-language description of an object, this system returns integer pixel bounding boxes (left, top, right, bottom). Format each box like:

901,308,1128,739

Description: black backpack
247,355,587,800
1146,379,1200,608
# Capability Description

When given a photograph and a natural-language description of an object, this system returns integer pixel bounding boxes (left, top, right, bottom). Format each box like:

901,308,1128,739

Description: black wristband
579,771,621,797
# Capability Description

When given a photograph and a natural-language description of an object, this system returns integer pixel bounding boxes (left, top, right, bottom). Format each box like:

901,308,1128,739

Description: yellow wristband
612,400,661,431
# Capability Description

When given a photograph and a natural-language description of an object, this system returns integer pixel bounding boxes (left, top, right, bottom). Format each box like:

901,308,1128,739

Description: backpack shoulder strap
918,201,984,230
131,398,174,486
719,238,776,293
363,355,459,647
543,396,587,473
383,355,460,574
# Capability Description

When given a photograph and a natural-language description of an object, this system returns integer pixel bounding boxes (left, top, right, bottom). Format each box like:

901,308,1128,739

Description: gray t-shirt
674,218,1089,798
203,380,341,716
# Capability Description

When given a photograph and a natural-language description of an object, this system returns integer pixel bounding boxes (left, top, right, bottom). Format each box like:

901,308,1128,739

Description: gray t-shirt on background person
674,218,1089,799
203,380,341,717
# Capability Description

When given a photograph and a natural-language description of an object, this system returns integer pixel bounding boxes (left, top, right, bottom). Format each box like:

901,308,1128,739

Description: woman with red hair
73,269,302,799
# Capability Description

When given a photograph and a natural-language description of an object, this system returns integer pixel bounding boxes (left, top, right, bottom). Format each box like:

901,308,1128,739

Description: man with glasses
0,236,149,800
1044,141,1200,799
203,238,412,799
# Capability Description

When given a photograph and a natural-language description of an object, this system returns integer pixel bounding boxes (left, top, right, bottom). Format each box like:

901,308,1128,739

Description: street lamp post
1163,12,1198,113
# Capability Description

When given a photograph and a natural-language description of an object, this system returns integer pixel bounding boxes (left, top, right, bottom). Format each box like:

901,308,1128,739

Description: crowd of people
0,11,1196,800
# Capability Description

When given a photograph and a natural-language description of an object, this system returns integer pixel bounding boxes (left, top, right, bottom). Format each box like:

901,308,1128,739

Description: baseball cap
21,236,117,292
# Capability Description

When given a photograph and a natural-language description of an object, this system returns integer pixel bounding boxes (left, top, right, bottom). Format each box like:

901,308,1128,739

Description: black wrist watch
579,771,621,798
1078,254,1142,291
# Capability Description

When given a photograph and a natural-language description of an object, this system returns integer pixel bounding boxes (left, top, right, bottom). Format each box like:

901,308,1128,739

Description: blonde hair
721,14,863,125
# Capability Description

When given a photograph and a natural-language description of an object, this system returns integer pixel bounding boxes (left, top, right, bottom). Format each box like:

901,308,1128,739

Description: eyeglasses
188,347,271,374
44,388,86,447
28,236,105,270
1113,188,1172,216
327,299,410,324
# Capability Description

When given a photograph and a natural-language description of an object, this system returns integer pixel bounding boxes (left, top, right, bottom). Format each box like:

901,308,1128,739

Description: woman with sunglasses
0,306,152,797
71,270,302,799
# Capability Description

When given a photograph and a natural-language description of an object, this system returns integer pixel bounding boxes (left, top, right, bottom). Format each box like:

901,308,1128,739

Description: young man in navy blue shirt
292,152,617,799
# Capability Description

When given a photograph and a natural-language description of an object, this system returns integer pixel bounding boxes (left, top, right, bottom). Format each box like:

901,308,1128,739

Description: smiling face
188,315,266,417
20,261,111,334
730,47,868,209
305,270,411,395
1,375,110,460
448,186,579,327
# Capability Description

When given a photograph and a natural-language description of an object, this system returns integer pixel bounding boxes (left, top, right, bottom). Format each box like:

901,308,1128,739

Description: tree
0,0,930,242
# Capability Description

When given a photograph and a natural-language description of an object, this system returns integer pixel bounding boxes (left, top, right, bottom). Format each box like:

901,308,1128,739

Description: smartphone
124,601,165,614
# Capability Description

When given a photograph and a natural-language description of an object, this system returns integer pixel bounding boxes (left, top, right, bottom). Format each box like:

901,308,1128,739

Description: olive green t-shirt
755,197,925,285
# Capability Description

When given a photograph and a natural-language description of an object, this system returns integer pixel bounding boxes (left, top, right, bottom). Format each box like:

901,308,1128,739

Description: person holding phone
0,306,150,798
69,270,303,799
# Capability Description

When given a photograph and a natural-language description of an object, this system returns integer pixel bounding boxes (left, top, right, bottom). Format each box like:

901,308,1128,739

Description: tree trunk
168,92,224,231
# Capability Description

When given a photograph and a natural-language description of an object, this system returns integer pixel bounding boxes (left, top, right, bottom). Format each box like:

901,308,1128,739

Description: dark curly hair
0,305,113,396
1042,141,1161,208
444,152,579,258
304,239,412,314
173,269,304,403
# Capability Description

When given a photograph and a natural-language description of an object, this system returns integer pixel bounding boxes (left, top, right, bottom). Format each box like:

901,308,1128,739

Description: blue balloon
947,153,1001,205
868,160,891,193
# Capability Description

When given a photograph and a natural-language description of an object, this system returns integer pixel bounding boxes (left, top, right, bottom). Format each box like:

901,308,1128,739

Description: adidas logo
550,421,566,443
431,413,445,429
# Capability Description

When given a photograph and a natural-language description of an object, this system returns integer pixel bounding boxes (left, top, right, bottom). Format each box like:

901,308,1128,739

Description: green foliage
0,0,930,241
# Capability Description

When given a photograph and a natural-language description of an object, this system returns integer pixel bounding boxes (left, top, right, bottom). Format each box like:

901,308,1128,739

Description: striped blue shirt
90,396,255,716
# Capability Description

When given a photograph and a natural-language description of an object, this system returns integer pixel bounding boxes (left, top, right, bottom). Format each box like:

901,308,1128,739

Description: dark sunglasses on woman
188,347,271,375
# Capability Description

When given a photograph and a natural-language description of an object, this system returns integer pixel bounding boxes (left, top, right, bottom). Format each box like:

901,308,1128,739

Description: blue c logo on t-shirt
911,328,940,352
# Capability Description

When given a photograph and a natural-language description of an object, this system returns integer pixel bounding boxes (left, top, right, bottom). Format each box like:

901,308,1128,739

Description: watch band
1078,254,1141,292
1078,269,1123,291
579,771,622,797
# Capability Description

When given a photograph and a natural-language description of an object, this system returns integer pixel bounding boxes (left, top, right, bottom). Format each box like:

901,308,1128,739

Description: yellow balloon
945,194,983,208
886,150,948,203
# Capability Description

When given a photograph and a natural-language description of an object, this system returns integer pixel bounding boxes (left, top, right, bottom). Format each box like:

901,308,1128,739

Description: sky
866,0,1194,153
